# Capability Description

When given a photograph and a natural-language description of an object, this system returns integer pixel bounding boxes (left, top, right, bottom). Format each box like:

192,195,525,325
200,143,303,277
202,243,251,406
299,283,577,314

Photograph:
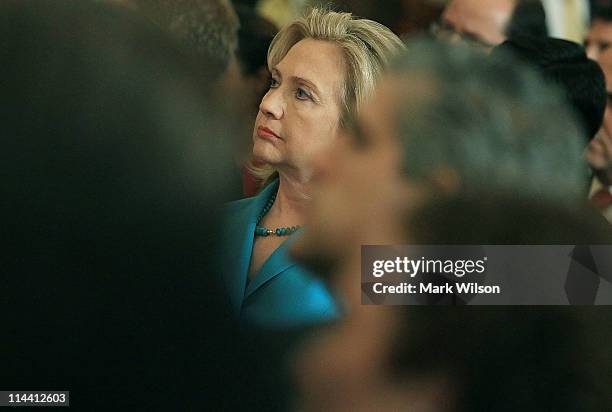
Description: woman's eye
270,78,279,88
296,88,311,100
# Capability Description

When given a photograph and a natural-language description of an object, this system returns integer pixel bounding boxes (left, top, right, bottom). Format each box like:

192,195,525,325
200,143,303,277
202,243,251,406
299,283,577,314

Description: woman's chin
252,143,282,165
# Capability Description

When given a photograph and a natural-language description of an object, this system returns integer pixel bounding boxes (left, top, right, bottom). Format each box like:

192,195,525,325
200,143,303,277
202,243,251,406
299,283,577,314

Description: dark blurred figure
235,5,278,196
324,0,444,37
386,307,612,412
115,0,249,198
235,5,277,118
0,1,281,410
492,36,606,145
398,0,446,36
323,0,404,35
295,194,612,411
232,0,258,9
434,0,547,49
290,41,607,409
118,0,240,83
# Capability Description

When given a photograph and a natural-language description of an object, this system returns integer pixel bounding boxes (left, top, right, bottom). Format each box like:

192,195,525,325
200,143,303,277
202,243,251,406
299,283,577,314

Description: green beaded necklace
255,193,301,237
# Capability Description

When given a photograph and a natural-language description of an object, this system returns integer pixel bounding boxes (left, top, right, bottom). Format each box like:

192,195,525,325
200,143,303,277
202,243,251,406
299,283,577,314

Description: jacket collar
224,180,297,309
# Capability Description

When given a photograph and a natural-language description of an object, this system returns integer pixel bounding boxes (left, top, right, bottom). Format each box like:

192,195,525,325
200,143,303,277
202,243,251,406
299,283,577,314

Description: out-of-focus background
251,0,595,42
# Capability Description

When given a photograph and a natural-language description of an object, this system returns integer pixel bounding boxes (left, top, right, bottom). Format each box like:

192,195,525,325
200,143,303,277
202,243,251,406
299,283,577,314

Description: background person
434,0,547,49
491,36,606,147
586,50,612,217
584,7,612,217
585,5,612,60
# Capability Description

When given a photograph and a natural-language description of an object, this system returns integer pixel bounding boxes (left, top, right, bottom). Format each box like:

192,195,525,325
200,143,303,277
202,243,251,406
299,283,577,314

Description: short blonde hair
249,7,405,184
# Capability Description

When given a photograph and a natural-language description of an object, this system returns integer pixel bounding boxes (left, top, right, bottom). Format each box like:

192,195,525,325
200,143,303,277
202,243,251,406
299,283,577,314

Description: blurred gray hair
390,39,587,203
123,0,239,79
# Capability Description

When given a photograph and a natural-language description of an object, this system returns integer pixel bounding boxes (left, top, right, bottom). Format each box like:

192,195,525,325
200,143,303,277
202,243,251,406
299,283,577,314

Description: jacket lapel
223,181,280,312
223,209,253,314
244,239,297,298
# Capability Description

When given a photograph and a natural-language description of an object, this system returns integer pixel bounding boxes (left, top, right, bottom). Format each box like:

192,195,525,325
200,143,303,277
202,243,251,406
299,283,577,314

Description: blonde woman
223,8,404,329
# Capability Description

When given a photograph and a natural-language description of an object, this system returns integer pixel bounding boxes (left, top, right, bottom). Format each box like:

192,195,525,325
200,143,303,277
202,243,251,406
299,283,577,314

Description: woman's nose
259,89,283,120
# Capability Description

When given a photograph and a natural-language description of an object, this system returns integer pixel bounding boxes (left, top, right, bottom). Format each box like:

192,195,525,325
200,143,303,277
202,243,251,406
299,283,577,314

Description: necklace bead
255,193,301,237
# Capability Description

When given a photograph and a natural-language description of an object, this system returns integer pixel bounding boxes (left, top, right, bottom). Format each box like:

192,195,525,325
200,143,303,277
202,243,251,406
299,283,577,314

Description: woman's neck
266,172,310,225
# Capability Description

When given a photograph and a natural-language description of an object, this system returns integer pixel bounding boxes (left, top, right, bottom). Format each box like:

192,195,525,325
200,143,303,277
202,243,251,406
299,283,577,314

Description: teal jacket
222,180,340,330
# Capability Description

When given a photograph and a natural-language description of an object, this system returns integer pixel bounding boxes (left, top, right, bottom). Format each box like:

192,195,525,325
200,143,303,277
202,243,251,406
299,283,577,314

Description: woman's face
252,38,345,180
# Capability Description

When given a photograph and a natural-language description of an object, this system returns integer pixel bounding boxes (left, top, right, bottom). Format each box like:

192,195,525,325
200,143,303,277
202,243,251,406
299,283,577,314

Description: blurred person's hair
126,0,239,80
592,3,612,22
392,193,612,409
236,5,277,77
249,7,405,183
0,0,260,408
407,192,612,305
506,0,548,38
409,192,612,244
492,36,606,143
387,305,612,412
389,39,587,204
232,0,258,8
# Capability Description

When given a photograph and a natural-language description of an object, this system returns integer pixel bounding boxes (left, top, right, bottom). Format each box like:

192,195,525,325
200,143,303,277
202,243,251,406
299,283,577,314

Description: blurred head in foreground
291,38,611,412
292,39,587,280
118,0,240,82
294,186,612,412
0,0,245,408
295,301,612,411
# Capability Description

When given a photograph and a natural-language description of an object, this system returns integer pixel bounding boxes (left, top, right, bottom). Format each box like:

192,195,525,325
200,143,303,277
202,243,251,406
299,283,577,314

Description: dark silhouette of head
507,0,548,38
0,0,257,409
492,36,607,143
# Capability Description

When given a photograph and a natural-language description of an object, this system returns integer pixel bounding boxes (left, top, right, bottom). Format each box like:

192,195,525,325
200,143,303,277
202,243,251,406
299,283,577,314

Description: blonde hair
249,7,405,184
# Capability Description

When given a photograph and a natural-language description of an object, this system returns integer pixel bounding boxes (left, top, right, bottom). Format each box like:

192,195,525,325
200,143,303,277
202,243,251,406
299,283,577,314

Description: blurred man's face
598,51,612,134
290,78,416,276
439,0,515,49
587,50,612,167
293,306,403,412
585,19,612,61
291,79,451,412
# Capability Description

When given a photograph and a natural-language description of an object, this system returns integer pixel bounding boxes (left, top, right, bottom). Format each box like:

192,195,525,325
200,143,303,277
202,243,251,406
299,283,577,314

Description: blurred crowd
2,0,612,411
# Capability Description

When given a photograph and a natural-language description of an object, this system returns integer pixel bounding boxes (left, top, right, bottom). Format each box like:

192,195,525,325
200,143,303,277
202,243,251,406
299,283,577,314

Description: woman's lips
257,126,281,140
